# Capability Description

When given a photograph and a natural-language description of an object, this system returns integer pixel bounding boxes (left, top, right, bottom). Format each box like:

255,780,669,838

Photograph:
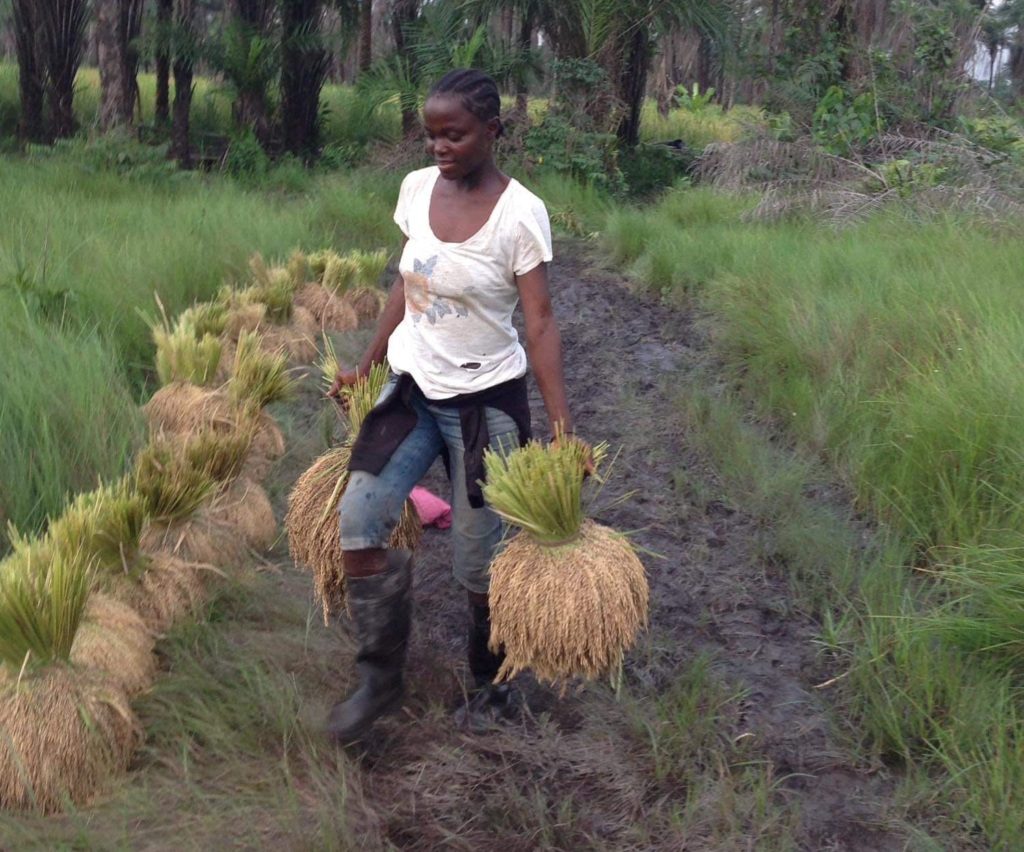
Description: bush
618,143,692,199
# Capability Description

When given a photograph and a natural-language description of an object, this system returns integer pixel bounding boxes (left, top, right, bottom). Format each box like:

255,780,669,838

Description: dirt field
0,242,912,850
284,242,908,850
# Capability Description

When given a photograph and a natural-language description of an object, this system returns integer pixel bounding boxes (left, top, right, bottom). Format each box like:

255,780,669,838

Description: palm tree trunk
281,0,328,159
390,0,419,133
359,0,373,71
155,0,173,125
12,0,47,143
97,0,142,130
515,10,534,116
616,23,651,148
171,0,196,166
39,0,90,139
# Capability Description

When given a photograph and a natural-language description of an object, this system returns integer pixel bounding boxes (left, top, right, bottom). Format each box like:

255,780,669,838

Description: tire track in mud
319,242,907,850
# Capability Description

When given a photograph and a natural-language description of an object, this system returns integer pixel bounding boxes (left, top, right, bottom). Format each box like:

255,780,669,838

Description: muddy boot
454,602,518,732
326,549,412,744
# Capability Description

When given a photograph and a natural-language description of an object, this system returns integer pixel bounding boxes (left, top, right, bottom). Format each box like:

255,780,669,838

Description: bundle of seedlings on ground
0,546,140,813
286,362,420,623
482,437,649,690
40,477,204,638
216,254,318,363
134,438,243,570
308,248,388,325
142,381,285,483
45,481,147,575
152,313,223,388
228,330,296,411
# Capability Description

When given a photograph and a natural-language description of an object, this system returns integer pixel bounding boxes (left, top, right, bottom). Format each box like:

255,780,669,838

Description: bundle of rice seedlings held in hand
482,437,648,690
286,361,420,623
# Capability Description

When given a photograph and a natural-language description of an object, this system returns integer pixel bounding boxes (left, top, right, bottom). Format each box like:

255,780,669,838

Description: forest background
3,0,1024,848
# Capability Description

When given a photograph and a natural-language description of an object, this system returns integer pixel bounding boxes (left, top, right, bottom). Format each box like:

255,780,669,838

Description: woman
326,69,582,742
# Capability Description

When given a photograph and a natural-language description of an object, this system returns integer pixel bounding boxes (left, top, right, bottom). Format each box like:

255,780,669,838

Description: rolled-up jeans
338,376,521,595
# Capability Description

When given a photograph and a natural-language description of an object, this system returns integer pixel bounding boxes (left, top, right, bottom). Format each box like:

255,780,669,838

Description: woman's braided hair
428,69,504,138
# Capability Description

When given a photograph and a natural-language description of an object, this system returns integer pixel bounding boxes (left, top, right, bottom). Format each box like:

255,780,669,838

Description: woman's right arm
328,241,407,397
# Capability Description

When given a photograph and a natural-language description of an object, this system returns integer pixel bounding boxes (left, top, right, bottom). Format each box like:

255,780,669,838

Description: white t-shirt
386,166,553,400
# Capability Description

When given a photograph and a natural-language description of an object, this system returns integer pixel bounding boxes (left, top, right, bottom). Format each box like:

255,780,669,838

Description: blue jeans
338,376,522,595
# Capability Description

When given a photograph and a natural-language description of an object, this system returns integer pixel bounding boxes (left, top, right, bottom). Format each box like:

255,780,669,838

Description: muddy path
271,241,908,851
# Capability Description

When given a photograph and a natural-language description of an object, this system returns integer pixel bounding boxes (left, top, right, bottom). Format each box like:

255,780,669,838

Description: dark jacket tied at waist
348,373,532,508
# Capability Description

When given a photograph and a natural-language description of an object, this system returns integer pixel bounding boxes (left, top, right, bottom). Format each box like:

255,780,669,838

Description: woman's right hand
327,368,360,401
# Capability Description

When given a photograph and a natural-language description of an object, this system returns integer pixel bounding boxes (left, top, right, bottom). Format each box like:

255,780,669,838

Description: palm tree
217,0,278,144
155,0,175,125
535,0,731,146
979,10,1006,93
1003,0,1024,99
38,0,91,138
96,0,145,130
171,0,199,165
12,0,46,142
280,0,332,158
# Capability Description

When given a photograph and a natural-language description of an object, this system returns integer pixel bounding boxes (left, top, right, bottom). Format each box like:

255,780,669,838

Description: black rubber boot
326,549,412,744
455,602,518,732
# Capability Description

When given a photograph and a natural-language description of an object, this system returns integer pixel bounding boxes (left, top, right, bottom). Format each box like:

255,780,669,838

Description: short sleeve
393,170,419,238
512,195,554,277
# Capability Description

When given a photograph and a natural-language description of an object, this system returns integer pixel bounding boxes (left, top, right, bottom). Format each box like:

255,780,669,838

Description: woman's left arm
516,262,574,436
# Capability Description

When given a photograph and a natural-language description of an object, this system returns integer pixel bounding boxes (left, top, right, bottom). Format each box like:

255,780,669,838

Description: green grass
607,185,1024,846
0,304,143,545
0,577,375,848
0,148,399,552
639,101,764,150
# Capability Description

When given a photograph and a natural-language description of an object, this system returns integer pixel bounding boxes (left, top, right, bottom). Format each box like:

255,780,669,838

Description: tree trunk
97,0,142,130
281,0,328,160
171,0,195,166
389,0,419,133
39,0,90,139
226,1,276,145
12,0,47,143
359,0,373,71
515,11,534,116
155,0,173,125
616,24,651,148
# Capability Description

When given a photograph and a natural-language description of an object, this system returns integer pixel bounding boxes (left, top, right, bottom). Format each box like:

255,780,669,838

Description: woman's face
423,95,497,181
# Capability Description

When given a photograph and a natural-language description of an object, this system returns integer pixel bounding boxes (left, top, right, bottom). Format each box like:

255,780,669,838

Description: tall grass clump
0,304,142,552
639,101,763,150
609,184,1024,845
0,153,399,392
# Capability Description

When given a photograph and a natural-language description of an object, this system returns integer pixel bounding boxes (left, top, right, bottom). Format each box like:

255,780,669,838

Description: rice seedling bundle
70,593,156,698
179,302,228,338
133,440,217,524
286,249,309,291
482,439,648,689
139,506,248,571
294,282,359,332
343,286,387,325
320,252,359,294
45,481,147,575
0,545,92,673
349,249,389,288
228,330,296,410
205,477,277,554
107,551,207,634
153,319,223,388
142,384,285,480
285,364,420,623
0,546,138,814
0,665,139,813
